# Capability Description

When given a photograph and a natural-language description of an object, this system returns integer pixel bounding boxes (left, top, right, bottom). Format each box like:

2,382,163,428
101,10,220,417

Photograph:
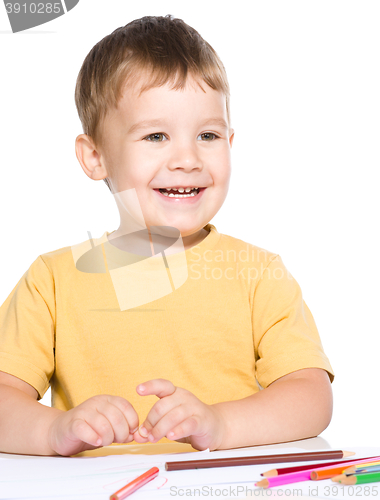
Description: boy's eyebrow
127,117,228,135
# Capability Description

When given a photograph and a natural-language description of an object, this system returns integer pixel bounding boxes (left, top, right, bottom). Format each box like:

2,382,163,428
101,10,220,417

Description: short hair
74,14,231,192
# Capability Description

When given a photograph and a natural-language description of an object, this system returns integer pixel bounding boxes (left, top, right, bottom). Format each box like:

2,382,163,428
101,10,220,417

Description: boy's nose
166,146,203,172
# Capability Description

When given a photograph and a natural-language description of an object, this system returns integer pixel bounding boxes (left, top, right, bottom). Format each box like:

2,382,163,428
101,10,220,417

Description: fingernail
148,434,155,442
130,426,139,434
139,426,148,437
138,385,145,392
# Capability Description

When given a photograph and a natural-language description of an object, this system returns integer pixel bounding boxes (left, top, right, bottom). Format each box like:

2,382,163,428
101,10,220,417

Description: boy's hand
47,395,139,456
133,379,225,451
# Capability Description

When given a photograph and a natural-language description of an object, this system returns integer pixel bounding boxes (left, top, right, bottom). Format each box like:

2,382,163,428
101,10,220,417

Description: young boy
0,15,334,457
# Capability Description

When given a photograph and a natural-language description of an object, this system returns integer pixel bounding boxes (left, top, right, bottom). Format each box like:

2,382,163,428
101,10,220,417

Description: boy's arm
0,371,140,456
0,371,63,455
132,368,332,450
213,367,333,450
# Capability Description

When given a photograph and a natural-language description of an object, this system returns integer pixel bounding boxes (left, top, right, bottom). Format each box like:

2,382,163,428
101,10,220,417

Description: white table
1,437,379,499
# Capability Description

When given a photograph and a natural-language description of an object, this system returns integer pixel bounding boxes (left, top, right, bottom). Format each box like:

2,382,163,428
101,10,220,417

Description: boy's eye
143,132,219,142
199,132,218,141
145,133,167,142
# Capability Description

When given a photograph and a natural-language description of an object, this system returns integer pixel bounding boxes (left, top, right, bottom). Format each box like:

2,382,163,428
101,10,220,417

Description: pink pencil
256,469,314,488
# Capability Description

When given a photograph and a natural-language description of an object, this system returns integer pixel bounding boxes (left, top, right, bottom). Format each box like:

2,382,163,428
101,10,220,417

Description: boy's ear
229,129,235,147
75,134,109,181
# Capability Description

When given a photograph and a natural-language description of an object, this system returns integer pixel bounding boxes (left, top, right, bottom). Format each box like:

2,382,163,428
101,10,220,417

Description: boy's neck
181,228,209,251
106,227,209,256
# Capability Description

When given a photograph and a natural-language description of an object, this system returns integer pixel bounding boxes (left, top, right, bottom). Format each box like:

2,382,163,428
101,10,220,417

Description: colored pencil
348,467,380,475
332,467,380,483
257,457,380,489
109,467,159,500
262,454,378,477
332,474,349,482
344,462,380,474
256,454,378,489
356,461,380,468
256,470,313,488
165,450,354,472
311,456,380,480
337,471,380,485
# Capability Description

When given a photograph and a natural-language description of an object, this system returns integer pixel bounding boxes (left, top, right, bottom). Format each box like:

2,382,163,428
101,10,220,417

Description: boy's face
78,73,234,239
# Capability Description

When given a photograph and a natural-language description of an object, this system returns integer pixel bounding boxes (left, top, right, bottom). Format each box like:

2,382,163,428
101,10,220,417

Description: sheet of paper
1,446,379,499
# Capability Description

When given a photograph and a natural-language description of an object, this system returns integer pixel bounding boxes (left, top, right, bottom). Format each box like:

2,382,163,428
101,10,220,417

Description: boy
0,15,334,457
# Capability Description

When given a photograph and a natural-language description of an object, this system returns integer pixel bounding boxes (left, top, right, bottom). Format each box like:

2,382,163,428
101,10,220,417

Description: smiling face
78,73,234,244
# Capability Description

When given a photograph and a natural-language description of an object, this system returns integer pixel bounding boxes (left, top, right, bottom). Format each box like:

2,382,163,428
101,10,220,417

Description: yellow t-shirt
0,223,334,444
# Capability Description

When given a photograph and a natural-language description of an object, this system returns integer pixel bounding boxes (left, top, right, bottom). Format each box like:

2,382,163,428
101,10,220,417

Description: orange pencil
110,466,159,500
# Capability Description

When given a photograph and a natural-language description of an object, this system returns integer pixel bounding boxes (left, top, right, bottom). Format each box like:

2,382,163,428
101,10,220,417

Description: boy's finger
164,415,200,442
70,418,102,447
132,430,150,443
84,411,115,447
105,396,139,436
136,379,176,399
138,393,179,437
141,404,189,442
98,404,133,444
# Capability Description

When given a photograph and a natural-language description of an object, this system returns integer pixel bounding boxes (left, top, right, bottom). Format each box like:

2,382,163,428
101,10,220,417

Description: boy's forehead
114,74,227,125
122,71,206,100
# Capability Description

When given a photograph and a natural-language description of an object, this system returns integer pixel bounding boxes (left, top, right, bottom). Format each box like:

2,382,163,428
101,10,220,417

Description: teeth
160,187,199,191
161,187,199,191
158,187,201,198
167,192,196,198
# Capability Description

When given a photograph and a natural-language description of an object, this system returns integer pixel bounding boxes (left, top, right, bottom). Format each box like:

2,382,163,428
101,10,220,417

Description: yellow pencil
344,462,380,474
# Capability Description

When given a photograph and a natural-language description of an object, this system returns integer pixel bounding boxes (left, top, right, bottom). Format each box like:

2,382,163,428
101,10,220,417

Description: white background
0,1,379,449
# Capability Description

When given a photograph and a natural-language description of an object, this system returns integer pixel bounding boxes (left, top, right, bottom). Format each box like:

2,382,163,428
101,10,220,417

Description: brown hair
74,14,231,191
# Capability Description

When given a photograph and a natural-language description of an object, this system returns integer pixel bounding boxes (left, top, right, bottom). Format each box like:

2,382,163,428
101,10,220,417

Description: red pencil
109,466,159,500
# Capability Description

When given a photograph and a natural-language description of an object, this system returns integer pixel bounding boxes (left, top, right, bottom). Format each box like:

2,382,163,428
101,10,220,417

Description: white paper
1,446,380,499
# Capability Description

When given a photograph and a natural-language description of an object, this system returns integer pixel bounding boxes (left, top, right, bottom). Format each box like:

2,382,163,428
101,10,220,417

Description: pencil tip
255,479,268,488
332,474,345,482
343,451,356,457
344,466,355,473
262,469,277,477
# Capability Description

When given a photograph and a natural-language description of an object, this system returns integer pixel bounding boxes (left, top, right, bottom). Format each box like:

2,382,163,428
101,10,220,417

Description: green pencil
338,471,380,485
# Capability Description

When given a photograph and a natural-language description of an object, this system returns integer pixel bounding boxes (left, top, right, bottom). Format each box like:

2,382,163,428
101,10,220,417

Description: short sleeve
252,255,334,388
0,256,55,399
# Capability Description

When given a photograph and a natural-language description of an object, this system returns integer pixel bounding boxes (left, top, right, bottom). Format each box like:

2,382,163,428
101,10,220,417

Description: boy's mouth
154,187,204,198
153,187,207,203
